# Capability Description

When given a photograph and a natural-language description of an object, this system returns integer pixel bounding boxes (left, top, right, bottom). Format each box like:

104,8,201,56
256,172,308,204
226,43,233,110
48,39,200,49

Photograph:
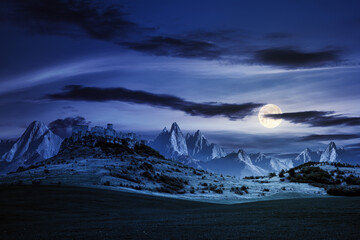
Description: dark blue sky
0,0,359,154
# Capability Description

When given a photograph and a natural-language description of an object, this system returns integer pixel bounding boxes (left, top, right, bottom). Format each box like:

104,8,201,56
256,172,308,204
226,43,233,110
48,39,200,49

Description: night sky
1,0,360,154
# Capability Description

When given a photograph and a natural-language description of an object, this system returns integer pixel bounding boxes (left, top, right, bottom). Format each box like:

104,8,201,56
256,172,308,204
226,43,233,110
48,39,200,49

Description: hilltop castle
71,123,145,147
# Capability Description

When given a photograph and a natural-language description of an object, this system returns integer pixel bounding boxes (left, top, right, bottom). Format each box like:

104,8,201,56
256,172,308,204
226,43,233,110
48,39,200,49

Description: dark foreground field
0,185,359,240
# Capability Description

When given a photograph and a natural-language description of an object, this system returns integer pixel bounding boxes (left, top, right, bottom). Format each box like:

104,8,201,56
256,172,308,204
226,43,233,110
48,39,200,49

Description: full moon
258,104,282,128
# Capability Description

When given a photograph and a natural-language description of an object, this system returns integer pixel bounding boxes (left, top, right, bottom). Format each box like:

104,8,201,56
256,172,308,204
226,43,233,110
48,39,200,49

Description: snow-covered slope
320,142,341,163
269,158,294,172
150,122,188,158
202,149,267,178
186,130,226,162
294,148,321,166
0,121,63,173
250,152,293,172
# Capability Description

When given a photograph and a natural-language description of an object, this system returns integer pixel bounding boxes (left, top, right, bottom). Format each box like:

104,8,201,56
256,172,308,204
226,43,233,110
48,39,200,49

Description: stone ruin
71,123,146,148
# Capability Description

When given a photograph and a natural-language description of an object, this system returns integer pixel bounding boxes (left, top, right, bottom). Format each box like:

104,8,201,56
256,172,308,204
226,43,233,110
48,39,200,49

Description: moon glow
258,104,282,128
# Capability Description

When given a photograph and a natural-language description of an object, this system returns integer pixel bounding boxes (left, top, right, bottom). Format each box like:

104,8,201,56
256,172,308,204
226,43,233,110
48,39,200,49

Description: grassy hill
0,185,359,240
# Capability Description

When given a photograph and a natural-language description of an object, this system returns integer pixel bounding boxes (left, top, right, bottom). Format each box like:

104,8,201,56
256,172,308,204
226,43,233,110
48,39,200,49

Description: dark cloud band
266,111,360,127
254,48,340,68
300,134,360,141
44,85,263,120
0,0,141,41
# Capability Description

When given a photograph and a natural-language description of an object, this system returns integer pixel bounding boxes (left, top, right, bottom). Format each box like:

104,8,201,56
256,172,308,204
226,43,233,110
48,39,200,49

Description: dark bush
240,185,249,191
156,174,186,193
288,166,334,185
344,175,360,185
279,169,285,178
327,186,360,196
231,187,243,195
213,188,223,194
96,140,133,155
141,171,153,180
268,172,276,178
134,144,166,159
289,168,295,177
32,179,41,185
109,172,140,183
139,162,154,171
244,176,255,179
16,166,25,173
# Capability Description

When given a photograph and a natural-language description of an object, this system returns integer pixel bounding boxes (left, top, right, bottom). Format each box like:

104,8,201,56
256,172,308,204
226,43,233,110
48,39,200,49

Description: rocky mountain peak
170,122,181,133
1,121,63,173
320,142,340,163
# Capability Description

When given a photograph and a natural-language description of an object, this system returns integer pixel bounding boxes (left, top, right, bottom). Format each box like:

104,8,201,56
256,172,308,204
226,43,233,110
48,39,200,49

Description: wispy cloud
123,36,222,60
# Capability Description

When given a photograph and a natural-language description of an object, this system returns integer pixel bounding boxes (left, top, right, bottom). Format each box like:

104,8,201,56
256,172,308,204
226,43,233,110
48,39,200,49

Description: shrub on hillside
96,141,132,155
243,176,255,179
134,144,165,159
344,174,360,185
327,186,360,196
231,186,248,195
240,185,249,192
268,172,276,178
287,166,334,185
156,174,187,193
109,172,141,183
141,171,153,180
288,168,295,177
32,179,41,185
139,162,154,171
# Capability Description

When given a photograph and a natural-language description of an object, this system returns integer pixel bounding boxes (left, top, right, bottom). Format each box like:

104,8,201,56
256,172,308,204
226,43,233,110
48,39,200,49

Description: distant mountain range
293,141,357,166
150,122,359,177
201,150,267,177
0,121,358,177
150,122,293,177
